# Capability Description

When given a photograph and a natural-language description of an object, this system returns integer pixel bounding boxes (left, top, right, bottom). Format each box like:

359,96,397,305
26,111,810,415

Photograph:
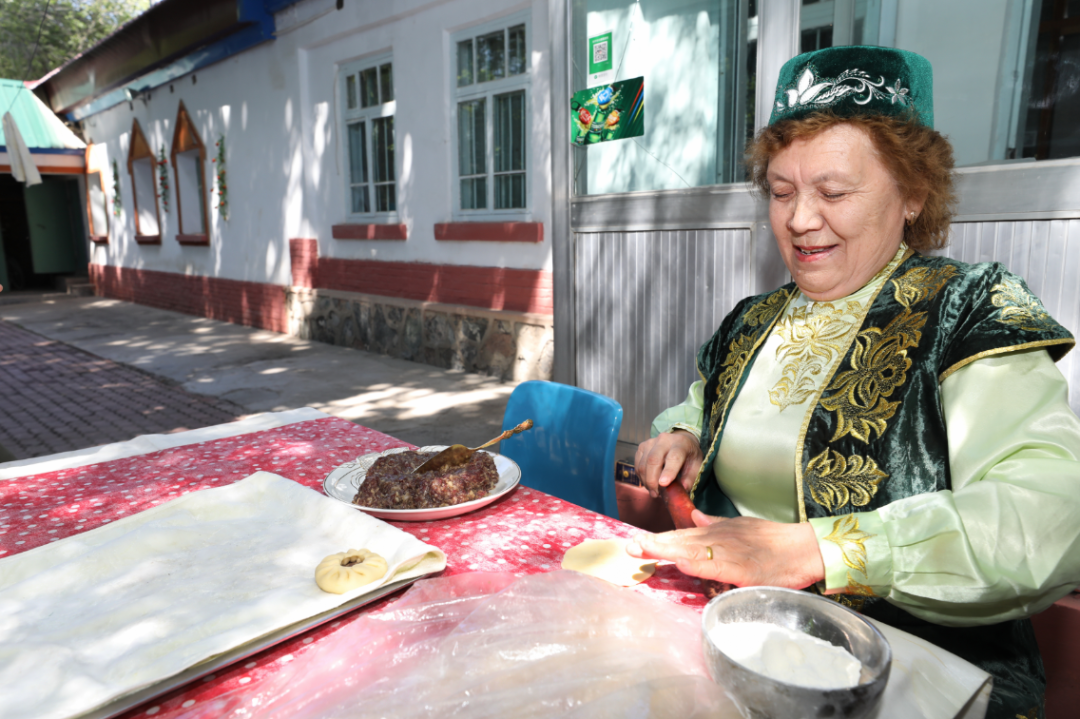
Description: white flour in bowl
708,621,862,689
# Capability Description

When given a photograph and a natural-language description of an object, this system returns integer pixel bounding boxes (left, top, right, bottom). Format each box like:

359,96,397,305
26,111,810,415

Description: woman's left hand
626,509,826,590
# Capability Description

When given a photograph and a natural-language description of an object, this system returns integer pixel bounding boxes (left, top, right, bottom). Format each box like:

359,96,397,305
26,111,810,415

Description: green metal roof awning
0,79,84,152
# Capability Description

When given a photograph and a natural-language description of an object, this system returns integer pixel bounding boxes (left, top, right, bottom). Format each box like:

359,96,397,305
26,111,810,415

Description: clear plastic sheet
174,570,737,719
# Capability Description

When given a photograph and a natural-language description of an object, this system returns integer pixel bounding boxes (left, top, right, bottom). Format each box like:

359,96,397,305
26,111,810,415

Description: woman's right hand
635,430,704,498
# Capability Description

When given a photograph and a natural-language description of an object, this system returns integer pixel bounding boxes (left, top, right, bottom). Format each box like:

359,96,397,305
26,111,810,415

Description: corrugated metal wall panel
942,220,1080,413
575,229,754,444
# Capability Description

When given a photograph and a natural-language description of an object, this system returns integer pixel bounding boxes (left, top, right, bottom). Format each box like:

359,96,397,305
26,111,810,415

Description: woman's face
767,123,920,302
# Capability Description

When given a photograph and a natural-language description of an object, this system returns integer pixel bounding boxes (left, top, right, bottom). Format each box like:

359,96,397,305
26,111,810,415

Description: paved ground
0,321,242,460
0,294,515,462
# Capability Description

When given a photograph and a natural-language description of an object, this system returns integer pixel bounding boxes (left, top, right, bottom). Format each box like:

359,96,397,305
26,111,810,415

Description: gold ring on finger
705,545,713,561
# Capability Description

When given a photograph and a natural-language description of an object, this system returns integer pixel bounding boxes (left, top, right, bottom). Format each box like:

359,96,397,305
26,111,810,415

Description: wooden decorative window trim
84,144,108,244
126,120,161,243
170,101,210,244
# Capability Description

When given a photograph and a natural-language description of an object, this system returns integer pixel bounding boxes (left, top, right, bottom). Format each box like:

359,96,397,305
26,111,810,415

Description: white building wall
83,0,553,287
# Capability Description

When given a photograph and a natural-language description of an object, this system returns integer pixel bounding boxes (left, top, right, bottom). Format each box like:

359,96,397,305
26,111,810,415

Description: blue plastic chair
498,380,623,518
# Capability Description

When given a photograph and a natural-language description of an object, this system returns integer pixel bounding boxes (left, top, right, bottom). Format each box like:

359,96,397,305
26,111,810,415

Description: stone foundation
286,287,554,382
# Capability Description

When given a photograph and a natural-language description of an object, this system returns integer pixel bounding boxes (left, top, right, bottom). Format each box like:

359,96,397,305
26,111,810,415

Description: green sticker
571,76,644,146
588,32,613,75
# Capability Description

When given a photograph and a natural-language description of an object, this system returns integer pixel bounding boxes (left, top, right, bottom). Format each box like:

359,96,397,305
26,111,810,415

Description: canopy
0,79,84,151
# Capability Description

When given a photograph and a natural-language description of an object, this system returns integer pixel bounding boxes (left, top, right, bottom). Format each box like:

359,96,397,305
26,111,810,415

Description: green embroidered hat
769,46,933,128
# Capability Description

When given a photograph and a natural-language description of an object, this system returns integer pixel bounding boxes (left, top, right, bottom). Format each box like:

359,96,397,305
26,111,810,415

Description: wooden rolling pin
659,482,734,599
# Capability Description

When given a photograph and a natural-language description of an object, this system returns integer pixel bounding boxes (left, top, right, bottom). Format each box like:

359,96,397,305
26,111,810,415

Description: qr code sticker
593,40,609,65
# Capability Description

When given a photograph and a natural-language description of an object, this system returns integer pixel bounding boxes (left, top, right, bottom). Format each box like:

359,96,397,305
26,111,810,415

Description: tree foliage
0,0,152,81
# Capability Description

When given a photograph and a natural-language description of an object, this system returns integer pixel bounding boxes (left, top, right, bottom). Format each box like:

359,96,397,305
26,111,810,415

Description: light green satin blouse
653,268,1080,626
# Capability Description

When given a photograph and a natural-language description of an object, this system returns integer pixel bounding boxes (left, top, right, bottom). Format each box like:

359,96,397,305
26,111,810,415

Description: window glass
380,63,394,103
372,116,396,212
821,0,1080,164
508,24,527,76
458,98,487,209
494,90,526,209
347,121,369,214
457,40,474,86
477,30,506,82
131,157,159,235
175,150,205,234
193,155,207,232
346,74,357,109
571,0,757,195
359,67,379,108
341,56,395,217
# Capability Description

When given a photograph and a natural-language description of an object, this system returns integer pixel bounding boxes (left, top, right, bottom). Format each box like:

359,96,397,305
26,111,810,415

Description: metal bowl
701,586,891,719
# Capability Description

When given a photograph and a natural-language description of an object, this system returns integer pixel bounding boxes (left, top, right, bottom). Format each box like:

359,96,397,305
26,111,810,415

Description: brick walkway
0,320,243,461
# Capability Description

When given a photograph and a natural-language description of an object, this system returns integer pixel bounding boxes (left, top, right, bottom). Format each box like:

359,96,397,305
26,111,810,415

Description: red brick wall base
289,238,553,315
89,264,287,334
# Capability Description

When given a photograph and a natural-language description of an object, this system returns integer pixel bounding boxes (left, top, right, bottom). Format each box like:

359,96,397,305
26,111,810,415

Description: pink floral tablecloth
0,417,707,719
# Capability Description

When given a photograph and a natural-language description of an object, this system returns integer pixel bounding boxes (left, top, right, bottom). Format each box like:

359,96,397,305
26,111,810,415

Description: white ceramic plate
322,445,521,521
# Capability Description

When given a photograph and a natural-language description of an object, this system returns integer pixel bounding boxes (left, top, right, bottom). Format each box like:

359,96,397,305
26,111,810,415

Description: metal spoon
411,419,534,474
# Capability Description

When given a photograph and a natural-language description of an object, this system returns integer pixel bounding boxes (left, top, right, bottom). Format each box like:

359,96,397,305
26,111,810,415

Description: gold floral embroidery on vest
820,265,956,442
821,309,927,442
743,289,791,327
830,594,869,611
891,265,959,307
805,449,888,511
708,334,757,437
991,278,1056,332
769,301,862,411
823,514,874,576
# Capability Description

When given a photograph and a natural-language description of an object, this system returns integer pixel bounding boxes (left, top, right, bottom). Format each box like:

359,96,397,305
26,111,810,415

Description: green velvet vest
690,251,1074,719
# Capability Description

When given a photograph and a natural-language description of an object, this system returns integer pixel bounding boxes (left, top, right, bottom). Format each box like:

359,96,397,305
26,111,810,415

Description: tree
0,0,152,81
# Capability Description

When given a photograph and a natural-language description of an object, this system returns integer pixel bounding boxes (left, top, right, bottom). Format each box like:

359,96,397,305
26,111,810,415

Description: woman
628,46,1080,718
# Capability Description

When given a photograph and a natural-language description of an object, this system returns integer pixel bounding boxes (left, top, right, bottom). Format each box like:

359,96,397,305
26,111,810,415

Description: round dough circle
315,548,389,594
562,538,657,587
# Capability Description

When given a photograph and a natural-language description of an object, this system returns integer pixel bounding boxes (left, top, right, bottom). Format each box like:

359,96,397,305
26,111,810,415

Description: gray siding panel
575,229,754,444
942,220,1080,412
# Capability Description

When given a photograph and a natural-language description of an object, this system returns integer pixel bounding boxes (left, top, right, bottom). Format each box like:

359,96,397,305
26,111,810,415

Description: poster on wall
571,77,644,146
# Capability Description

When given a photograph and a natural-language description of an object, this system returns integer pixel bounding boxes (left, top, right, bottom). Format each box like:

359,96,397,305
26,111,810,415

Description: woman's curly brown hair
746,111,957,252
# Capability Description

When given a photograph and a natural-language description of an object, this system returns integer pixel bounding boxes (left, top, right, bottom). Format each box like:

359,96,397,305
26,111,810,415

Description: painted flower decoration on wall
157,146,170,213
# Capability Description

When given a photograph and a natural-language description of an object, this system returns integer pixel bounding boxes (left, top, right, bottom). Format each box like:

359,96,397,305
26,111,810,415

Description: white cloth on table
0,471,446,719
866,617,990,719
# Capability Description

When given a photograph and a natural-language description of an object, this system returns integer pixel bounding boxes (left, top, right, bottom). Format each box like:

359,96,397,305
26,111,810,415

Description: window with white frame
340,55,396,217
453,15,529,214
